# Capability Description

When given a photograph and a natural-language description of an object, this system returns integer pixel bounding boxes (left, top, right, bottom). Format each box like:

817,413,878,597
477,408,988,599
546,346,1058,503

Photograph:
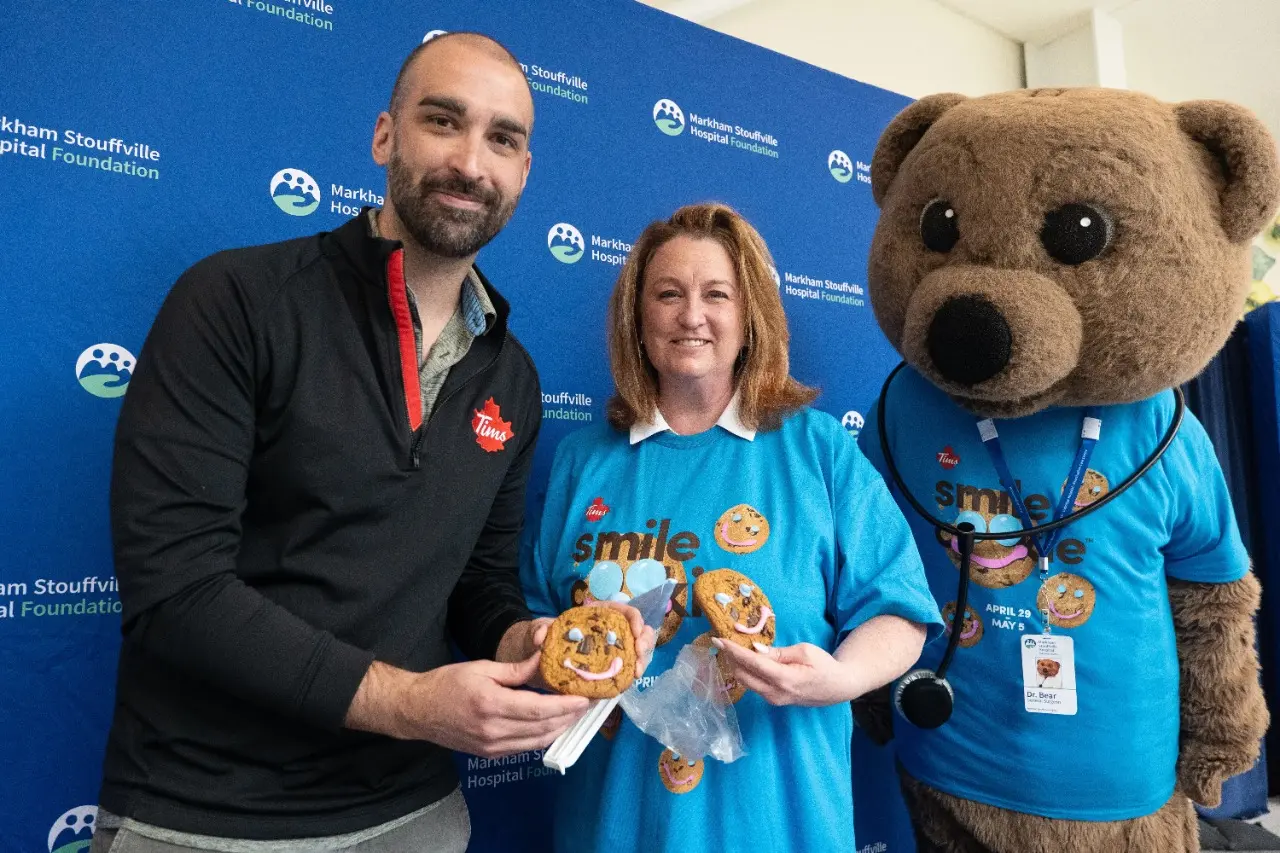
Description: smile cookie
658,748,704,794
1069,469,1110,508
940,601,983,648
585,554,688,646
938,507,1035,589
693,632,747,704
694,569,775,649
1036,573,1097,629
713,504,770,554
539,606,637,699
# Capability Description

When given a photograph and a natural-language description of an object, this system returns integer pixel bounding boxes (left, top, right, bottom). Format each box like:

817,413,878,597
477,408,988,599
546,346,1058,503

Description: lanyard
976,408,1102,630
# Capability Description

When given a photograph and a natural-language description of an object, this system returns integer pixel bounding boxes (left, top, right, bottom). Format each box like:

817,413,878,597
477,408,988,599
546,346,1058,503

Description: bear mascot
854,87,1280,852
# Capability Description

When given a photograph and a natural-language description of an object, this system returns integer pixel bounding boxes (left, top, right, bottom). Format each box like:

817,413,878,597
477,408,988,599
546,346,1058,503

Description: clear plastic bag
617,640,746,763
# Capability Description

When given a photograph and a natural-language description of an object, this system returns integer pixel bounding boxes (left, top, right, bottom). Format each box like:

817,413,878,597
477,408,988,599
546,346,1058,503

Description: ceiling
645,0,1144,44
935,0,1138,43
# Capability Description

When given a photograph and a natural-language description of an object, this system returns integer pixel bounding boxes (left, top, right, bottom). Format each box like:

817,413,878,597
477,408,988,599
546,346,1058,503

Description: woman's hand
711,614,927,707
712,639,861,707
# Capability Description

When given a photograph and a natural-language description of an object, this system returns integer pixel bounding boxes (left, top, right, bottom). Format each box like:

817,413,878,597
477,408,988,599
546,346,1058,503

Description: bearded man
90,33,642,853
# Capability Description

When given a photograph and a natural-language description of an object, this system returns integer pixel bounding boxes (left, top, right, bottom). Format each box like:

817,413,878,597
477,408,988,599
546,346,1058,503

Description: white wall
1116,0,1279,140
642,0,1024,98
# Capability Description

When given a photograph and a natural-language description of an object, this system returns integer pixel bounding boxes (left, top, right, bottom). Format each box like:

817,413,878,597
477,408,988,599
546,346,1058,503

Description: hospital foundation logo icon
828,150,853,183
548,223,585,264
77,343,135,398
653,99,685,136
422,29,448,42
768,265,781,289
48,805,97,853
841,410,864,438
270,168,320,216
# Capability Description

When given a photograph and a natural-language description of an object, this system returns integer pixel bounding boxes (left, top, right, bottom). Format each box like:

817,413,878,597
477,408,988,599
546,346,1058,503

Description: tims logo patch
472,398,513,452
937,445,961,469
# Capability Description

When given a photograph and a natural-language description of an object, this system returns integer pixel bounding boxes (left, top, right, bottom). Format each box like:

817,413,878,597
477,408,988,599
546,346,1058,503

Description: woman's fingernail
753,642,770,654
711,638,726,649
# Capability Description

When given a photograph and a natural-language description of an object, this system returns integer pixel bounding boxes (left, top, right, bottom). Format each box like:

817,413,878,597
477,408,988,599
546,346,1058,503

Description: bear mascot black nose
926,295,1013,386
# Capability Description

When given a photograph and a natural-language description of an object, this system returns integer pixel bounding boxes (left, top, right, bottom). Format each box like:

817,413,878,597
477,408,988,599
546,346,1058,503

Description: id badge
1020,634,1077,715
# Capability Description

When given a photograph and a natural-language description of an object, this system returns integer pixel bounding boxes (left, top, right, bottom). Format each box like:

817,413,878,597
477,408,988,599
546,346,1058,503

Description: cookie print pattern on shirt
1036,572,1097,628
713,503,771,554
932,477,1103,632
1069,469,1110,508
941,600,984,648
658,748,704,794
573,518,698,646
933,478,1093,589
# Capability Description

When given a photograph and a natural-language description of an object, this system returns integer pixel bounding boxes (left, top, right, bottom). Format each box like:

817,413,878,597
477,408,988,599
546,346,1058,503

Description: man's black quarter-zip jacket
99,210,541,838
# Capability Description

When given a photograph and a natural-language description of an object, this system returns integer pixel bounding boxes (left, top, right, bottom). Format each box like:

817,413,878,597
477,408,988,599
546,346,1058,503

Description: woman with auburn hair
523,202,939,853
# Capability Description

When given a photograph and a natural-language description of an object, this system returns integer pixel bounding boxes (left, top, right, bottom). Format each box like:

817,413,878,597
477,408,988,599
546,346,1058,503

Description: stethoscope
874,362,1185,729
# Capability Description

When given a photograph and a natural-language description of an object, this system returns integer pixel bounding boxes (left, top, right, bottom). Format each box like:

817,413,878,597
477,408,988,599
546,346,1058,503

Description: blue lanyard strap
975,407,1102,560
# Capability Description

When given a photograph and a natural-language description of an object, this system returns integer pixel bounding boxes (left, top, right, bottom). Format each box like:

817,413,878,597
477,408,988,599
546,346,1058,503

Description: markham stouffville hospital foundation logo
48,806,97,853
423,29,590,104
654,98,778,159
653,99,685,136
842,410,864,438
828,149,853,183
76,343,135,398
270,168,320,216
227,0,334,32
548,223,585,264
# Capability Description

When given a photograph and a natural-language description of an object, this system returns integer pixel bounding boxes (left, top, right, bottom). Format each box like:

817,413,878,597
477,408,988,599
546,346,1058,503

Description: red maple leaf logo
937,445,961,470
472,398,513,452
585,497,610,522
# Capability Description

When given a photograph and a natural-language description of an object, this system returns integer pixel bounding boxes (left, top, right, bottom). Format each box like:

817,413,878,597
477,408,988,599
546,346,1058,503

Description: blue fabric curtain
1181,308,1277,818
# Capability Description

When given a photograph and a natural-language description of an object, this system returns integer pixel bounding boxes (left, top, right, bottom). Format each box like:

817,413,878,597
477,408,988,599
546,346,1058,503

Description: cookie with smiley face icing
658,748,704,794
539,606,636,699
713,504,771,554
693,631,747,704
1036,572,1097,629
937,503,1036,589
941,600,984,648
694,568,776,649
1069,469,1110,508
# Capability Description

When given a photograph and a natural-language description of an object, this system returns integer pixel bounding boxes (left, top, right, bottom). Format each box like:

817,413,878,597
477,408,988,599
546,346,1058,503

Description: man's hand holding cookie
344,656,593,759
534,602,656,696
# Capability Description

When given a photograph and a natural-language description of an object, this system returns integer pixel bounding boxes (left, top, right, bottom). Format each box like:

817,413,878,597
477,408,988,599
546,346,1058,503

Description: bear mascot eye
1041,203,1112,264
920,199,960,252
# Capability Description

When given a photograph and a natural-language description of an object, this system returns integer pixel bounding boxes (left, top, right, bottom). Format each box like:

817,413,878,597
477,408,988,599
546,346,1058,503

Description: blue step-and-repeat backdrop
1,1,914,851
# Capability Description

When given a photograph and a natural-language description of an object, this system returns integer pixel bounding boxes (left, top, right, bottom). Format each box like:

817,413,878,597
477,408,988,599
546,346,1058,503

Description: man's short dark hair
388,32,529,117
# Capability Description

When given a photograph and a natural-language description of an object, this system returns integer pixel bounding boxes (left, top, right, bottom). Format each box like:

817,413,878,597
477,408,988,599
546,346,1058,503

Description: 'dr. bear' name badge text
1020,634,1076,715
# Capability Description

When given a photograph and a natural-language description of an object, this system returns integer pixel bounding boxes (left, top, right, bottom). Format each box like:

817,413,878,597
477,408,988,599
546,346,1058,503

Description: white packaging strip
542,579,674,774
542,695,621,774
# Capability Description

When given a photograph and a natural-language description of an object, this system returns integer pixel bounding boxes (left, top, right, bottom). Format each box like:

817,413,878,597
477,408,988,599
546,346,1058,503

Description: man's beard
386,150,519,259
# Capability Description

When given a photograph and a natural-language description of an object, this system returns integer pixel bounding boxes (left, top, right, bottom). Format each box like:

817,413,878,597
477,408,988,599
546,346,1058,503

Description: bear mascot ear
870,93,968,207
1174,100,1280,243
